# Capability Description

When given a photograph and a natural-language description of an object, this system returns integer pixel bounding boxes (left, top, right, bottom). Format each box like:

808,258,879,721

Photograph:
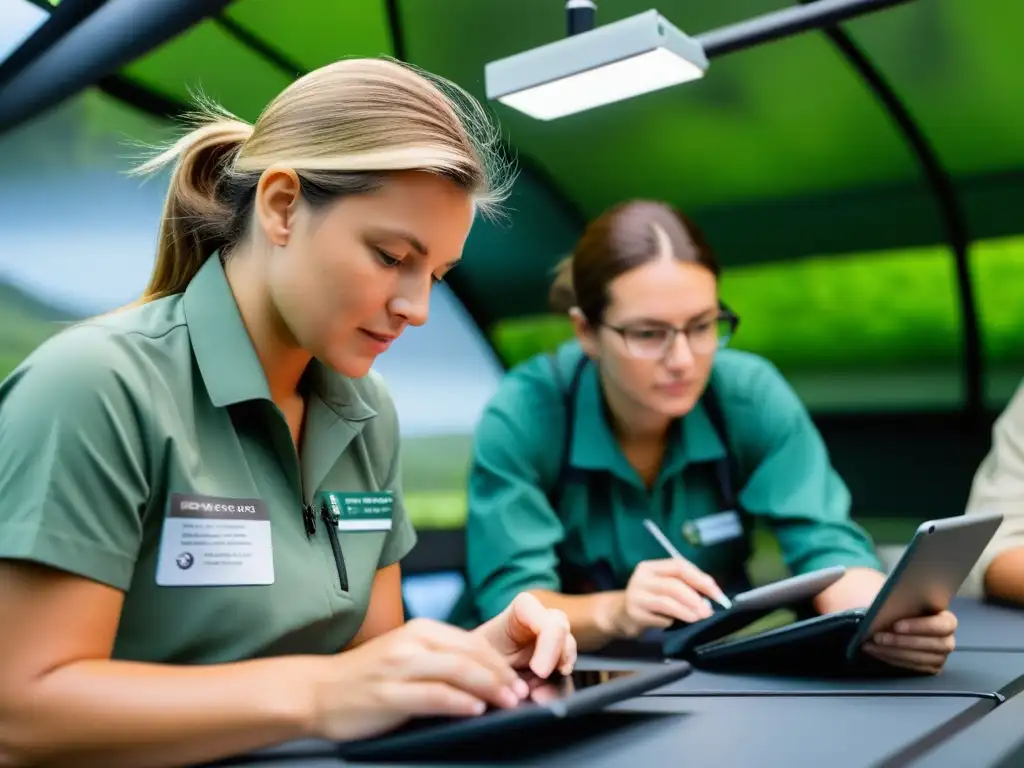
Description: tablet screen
521,668,639,705
362,668,643,741
698,608,800,650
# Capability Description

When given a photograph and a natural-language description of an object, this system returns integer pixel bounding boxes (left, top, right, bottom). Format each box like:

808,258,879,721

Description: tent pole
697,0,916,58
796,9,983,424
696,0,983,423
0,0,233,135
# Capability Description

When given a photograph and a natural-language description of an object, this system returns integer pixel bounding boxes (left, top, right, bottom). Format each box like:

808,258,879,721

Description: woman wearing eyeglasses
454,199,957,676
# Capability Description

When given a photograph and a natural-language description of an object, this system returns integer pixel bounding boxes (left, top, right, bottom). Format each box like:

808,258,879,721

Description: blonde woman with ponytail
0,58,575,767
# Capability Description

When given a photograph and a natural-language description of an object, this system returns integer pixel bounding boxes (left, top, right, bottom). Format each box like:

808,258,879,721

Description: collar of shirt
182,253,376,424
568,358,728,489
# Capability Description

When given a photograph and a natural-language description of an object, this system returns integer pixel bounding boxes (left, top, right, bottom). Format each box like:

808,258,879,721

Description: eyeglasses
605,307,740,359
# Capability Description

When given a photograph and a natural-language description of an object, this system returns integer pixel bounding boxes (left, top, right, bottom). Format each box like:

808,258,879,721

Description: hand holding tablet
663,512,1003,678
846,512,1003,673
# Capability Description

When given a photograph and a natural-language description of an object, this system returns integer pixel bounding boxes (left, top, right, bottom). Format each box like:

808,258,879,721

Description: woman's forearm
0,655,327,768
984,547,1024,605
813,567,886,615
527,589,625,652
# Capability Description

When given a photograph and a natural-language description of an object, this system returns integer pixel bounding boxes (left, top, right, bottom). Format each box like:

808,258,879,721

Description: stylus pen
641,518,733,610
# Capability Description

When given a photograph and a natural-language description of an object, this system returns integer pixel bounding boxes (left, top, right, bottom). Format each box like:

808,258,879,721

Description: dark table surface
206,598,1024,768
949,596,1024,651
907,683,1024,767
214,695,992,768
647,649,1024,699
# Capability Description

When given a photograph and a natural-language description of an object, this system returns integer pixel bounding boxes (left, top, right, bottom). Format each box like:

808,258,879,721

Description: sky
0,91,504,437
0,0,47,64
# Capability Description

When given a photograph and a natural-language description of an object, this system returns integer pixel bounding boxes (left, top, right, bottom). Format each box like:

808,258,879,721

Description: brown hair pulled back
549,200,719,325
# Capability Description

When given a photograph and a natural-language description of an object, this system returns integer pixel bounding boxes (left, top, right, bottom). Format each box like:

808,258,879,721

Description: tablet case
661,598,919,678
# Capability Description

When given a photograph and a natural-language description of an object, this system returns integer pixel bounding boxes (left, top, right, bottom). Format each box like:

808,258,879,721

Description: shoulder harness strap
699,382,741,511
546,350,588,512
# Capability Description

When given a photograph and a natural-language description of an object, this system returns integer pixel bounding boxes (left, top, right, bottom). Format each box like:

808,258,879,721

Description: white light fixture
485,8,709,121
0,0,49,65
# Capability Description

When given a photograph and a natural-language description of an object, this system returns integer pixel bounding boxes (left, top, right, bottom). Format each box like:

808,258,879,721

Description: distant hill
0,282,81,324
0,282,82,381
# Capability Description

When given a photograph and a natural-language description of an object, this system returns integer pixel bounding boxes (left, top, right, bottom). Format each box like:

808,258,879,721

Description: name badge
156,493,274,587
324,491,394,532
682,510,744,547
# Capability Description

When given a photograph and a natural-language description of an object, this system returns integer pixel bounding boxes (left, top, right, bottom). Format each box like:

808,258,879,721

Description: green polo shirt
461,340,881,623
0,255,416,663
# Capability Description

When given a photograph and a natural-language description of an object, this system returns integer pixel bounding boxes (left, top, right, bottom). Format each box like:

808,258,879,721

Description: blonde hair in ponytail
130,57,513,303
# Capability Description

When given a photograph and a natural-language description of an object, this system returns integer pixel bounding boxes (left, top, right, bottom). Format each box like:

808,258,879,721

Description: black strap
546,351,616,594
700,381,755,595
546,351,588,512
547,352,742,515
700,383,742,512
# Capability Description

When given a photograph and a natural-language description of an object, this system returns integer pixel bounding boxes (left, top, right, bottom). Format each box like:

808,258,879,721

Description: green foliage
400,434,474,492
490,315,574,369
403,490,469,530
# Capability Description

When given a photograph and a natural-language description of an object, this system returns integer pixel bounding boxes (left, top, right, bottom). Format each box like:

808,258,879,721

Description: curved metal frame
807,13,983,423
381,0,586,229
696,0,983,421
0,0,107,90
213,13,304,78
0,0,234,134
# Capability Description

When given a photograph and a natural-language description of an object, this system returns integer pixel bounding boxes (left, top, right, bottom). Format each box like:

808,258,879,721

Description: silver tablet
731,565,847,612
845,511,1004,660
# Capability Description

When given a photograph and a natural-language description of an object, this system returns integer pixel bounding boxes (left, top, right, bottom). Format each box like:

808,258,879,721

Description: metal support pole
0,0,233,134
695,0,983,420
566,0,597,36
795,4,983,422
697,0,916,58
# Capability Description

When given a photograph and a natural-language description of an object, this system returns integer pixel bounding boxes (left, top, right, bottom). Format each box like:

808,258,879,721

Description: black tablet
335,660,692,761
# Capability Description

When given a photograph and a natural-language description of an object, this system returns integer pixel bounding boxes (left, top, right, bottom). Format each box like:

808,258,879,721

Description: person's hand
861,610,958,675
607,558,727,638
472,591,578,685
311,618,532,742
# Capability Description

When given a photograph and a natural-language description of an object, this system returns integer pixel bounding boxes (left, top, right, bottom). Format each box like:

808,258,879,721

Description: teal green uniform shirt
0,256,417,663
461,341,881,623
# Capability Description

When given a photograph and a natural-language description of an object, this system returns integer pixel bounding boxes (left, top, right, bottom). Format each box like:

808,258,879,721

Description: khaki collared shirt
962,379,1024,597
457,341,881,624
0,255,416,663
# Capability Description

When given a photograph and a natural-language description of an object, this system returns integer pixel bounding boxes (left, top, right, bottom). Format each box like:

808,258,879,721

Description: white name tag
156,493,274,587
682,510,744,547
325,491,394,532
